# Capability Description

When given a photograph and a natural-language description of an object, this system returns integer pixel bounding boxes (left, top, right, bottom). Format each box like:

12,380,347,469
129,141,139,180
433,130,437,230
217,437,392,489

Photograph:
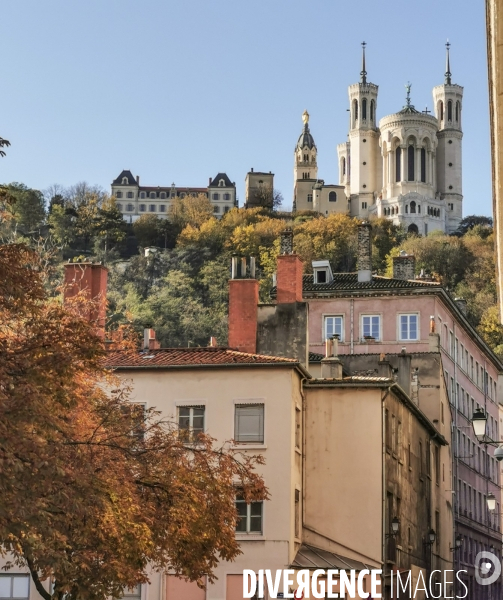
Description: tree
4,183,46,234
0,243,267,600
0,135,10,157
169,194,214,230
454,215,493,236
251,184,283,210
133,214,163,248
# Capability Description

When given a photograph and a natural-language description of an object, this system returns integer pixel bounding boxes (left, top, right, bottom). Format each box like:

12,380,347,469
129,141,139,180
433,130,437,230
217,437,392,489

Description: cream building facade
295,44,464,234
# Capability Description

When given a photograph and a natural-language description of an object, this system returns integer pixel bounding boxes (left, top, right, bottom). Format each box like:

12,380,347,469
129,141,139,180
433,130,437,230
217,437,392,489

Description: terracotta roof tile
104,347,299,369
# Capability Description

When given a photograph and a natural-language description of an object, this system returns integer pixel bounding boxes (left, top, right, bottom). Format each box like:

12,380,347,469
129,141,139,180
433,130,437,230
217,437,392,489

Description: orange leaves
0,243,267,600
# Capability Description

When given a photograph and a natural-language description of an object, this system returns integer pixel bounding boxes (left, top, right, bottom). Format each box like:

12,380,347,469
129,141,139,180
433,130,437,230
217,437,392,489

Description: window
122,177,128,185
140,192,146,199
295,489,300,538
178,406,205,441
447,100,452,121
370,99,375,121
0,576,30,599
160,192,166,199
398,314,418,340
362,315,380,340
127,191,134,198
235,404,264,444
410,200,416,214
126,203,134,212
149,192,156,199
212,193,219,200
353,99,358,121
325,316,343,341
218,179,225,187
117,203,123,211
122,586,142,600
395,147,401,181
235,493,263,533
456,101,460,122
295,407,301,448
316,270,327,283
435,446,440,485
213,206,220,213
159,204,166,212
362,201,367,209
420,148,426,182
439,101,444,121
385,409,391,450
149,204,156,212
328,191,337,202
139,204,146,212
307,193,313,203
408,145,415,181
362,98,367,120
223,193,231,200
419,440,423,477
116,191,123,198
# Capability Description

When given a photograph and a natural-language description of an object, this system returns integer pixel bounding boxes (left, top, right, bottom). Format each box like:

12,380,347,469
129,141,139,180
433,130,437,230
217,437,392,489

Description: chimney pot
280,228,294,255
209,336,217,347
136,175,140,184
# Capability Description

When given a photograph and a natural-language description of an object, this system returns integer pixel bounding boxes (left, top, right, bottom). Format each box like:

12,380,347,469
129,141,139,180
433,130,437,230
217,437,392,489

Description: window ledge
236,534,266,541
232,444,267,450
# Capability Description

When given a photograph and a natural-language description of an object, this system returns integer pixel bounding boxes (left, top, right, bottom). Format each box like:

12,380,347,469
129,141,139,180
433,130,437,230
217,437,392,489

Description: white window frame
361,314,381,341
235,495,263,534
0,575,30,600
324,315,344,342
234,403,264,444
178,405,205,440
398,313,419,341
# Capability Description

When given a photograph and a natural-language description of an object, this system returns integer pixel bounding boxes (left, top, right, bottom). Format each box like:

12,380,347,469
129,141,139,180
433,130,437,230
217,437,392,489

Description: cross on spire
422,106,431,115
445,40,452,85
360,41,367,84
405,82,412,106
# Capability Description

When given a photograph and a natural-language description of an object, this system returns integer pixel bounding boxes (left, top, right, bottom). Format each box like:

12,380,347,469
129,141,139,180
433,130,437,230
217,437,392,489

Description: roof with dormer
296,123,316,150
112,170,138,186
208,173,235,188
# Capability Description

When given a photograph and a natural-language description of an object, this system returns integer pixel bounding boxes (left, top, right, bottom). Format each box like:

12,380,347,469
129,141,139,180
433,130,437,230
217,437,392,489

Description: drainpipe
350,298,354,354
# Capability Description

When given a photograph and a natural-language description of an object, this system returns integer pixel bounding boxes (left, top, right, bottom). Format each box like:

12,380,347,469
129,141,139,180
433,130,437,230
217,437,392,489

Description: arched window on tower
408,145,415,181
447,100,453,122
370,100,375,121
456,101,460,123
342,157,346,175
362,98,367,120
304,154,309,162
420,148,426,183
353,99,358,123
439,101,444,121
410,201,416,213
395,147,402,182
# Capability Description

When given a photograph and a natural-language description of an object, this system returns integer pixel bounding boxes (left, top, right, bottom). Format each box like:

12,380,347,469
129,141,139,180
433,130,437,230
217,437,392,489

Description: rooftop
104,346,302,369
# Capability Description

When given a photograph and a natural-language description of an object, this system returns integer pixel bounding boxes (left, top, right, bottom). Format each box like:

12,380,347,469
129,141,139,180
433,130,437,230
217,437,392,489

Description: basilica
294,43,463,234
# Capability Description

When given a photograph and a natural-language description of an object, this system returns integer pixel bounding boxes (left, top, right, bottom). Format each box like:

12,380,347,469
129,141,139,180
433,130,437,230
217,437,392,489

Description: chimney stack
143,328,160,350
357,221,372,282
392,251,416,280
276,229,303,303
228,257,259,354
136,175,140,184
321,336,343,379
64,262,108,336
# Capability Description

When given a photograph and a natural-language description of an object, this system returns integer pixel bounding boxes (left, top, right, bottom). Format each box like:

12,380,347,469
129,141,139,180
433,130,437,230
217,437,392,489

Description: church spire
445,40,452,85
360,41,367,84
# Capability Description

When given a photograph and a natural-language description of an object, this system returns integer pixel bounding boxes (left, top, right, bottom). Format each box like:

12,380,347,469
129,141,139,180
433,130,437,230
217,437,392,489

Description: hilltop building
110,170,237,222
294,43,463,234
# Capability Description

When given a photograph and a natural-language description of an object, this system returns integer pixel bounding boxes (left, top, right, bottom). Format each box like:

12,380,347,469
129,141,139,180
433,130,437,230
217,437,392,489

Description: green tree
454,215,493,236
133,214,163,248
5,183,46,234
0,135,10,157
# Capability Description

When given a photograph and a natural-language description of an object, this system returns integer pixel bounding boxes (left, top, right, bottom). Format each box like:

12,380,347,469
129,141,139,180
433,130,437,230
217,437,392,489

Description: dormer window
150,192,156,199
312,260,333,285
122,177,128,185
218,179,225,187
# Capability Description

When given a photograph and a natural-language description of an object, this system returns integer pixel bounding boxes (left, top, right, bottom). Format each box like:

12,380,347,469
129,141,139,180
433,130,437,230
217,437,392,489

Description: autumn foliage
0,244,267,600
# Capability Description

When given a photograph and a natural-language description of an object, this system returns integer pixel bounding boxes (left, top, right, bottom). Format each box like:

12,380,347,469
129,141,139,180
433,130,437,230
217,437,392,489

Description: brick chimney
64,262,108,336
277,229,303,303
228,257,259,354
357,221,372,282
392,252,416,280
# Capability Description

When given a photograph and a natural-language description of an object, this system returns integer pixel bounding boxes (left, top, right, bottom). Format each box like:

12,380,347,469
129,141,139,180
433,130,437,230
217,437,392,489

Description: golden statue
302,110,309,125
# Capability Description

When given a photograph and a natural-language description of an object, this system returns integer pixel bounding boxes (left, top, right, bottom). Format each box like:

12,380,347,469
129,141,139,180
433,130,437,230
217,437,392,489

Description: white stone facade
111,170,237,223
294,46,463,234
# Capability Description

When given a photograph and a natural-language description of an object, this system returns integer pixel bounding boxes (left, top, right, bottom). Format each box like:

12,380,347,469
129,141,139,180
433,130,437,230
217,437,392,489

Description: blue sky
0,0,491,216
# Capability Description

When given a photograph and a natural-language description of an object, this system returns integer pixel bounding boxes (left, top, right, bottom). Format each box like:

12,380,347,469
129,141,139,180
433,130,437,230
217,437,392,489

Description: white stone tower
433,42,463,233
345,42,381,217
293,110,318,211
